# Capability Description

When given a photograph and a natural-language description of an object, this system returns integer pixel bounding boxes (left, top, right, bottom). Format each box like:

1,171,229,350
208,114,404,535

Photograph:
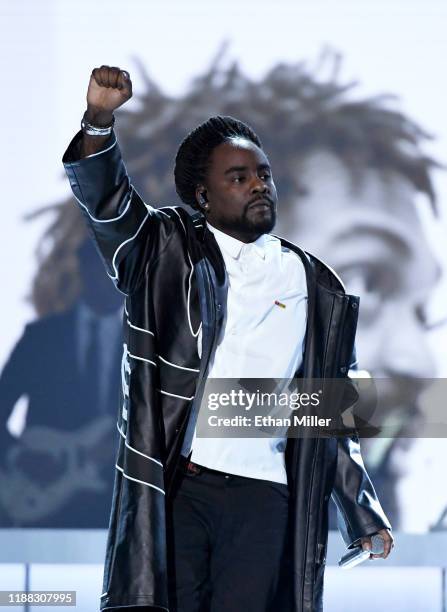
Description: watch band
81,112,115,136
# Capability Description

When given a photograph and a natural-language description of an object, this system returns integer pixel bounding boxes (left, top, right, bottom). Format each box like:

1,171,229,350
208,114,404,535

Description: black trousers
166,462,290,612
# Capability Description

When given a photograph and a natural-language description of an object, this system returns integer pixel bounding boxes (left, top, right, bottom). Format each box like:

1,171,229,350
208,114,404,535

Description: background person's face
277,150,440,405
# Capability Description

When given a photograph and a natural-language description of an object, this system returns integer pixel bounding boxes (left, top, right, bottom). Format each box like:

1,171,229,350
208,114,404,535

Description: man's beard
220,205,276,237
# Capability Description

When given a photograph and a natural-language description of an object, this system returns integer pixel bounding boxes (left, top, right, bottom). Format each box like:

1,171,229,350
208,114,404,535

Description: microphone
338,534,384,569
371,534,385,555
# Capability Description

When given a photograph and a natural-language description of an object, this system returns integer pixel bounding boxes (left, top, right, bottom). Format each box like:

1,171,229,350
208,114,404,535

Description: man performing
62,66,393,612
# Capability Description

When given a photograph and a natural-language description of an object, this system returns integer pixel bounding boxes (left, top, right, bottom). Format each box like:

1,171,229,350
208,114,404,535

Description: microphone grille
371,534,384,555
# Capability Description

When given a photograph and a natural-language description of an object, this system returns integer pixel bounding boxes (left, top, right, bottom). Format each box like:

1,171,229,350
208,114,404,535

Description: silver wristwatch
81,112,115,136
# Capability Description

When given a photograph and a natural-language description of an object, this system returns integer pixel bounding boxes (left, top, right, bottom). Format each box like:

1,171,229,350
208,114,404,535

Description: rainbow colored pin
274,300,286,309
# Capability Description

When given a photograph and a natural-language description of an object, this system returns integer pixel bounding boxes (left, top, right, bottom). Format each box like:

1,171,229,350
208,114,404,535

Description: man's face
199,137,278,241
277,150,440,407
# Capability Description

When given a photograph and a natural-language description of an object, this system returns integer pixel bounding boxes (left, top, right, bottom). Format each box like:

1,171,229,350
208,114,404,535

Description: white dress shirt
190,223,308,484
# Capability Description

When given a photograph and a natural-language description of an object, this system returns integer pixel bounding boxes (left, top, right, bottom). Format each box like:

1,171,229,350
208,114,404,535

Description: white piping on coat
156,388,195,401
115,463,165,495
107,208,150,281
127,351,157,367
157,354,200,373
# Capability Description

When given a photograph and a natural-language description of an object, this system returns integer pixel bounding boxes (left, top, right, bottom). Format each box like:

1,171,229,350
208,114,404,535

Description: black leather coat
63,131,391,612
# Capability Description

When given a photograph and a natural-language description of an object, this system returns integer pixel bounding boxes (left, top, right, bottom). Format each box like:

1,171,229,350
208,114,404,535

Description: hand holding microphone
361,528,394,559
339,529,394,569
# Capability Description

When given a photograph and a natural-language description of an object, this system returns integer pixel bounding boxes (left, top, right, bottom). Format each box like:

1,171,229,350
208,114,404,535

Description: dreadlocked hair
174,115,262,209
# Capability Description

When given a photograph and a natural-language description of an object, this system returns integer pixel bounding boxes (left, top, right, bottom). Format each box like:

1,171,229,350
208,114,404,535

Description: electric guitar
0,415,115,524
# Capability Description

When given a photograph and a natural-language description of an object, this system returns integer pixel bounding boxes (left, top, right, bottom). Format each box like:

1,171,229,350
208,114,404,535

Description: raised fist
86,65,132,124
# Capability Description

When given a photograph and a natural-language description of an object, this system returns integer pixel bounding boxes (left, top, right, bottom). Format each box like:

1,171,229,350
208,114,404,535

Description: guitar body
0,416,115,524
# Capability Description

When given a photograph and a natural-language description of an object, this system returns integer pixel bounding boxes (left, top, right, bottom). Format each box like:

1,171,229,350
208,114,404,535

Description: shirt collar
206,222,270,260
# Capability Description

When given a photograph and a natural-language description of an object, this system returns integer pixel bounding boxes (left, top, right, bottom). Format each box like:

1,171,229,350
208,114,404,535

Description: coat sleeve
62,130,175,295
331,346,392,547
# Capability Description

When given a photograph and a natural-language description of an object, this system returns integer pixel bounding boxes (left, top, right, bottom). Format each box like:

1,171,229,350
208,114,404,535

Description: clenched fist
85,65,133,126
